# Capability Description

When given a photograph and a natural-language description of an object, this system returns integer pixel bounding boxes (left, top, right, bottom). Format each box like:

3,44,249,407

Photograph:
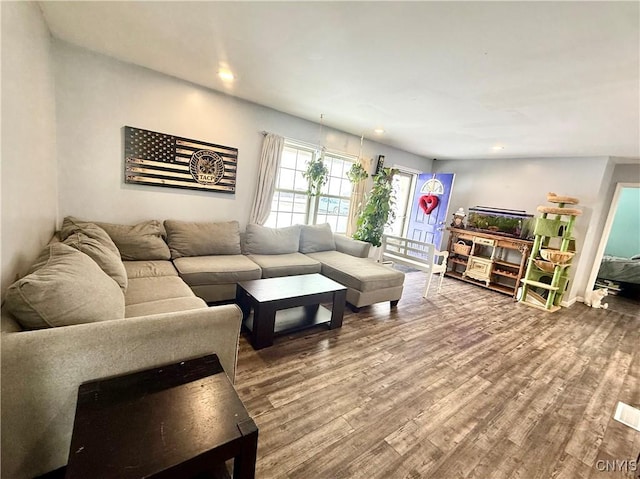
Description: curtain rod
260,130,317,149
260,130,360,159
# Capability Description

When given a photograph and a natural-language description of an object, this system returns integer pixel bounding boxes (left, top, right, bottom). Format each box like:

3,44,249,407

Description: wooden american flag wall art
124,126,238,194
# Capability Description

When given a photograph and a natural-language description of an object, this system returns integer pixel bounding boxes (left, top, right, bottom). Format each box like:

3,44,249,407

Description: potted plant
302,154,329,196
353,167,398,248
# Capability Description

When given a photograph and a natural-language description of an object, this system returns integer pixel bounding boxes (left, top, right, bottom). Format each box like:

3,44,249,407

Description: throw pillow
4,243,125,330
299,223,336,253
63,231,128,291
244,224,301,255
59,217,120,256
96,220,171,261
164,220,241,258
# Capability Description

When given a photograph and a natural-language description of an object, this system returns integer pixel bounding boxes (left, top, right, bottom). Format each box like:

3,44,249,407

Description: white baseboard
561,296,579,308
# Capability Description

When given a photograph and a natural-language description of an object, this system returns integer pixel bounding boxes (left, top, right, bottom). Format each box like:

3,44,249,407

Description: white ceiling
39,1,640,160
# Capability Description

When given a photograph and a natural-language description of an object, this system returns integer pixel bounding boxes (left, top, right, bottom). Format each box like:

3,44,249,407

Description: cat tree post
519,193,582,312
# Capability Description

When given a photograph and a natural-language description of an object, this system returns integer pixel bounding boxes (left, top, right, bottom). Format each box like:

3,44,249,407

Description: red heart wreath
419,194,439,214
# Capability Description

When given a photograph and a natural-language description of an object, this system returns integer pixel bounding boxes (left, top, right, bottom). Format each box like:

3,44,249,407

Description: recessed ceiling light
374,128,385,134
492,145,505,151
218,69,235,82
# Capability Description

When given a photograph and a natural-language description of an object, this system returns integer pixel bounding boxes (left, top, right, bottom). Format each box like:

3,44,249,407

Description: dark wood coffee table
64,355,258,479
236,273,347,350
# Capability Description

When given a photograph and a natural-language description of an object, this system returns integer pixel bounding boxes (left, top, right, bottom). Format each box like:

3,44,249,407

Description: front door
405,173,455,250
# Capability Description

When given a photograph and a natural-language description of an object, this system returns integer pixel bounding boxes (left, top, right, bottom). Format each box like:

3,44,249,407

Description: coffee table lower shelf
236,274,347,350
243,304,334,337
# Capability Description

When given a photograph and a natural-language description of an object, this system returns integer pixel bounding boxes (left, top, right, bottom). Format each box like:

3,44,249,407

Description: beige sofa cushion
58,217,121,256
63,232,128,291
123,260,178,279
1,310,22,333
4,243,125,329
248,253,321,278
124,276,195,306
173,255,262,286
125,296,207,318
58,219,127,290
244,224,301,255
189,284,238,303
299,223,336,253
97,220,171,261
334,234,371,258
164,220,242,258
306,250,404,292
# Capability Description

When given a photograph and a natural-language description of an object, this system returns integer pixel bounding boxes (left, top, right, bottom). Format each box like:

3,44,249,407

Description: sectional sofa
167,221,405,310
1,218,243,479
1,217,404,479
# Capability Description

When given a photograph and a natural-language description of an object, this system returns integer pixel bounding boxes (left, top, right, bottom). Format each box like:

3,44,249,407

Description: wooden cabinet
445,227,533,298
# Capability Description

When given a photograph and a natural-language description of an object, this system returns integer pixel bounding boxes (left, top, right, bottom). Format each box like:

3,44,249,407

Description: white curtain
249,133,284,225
346,157,373,237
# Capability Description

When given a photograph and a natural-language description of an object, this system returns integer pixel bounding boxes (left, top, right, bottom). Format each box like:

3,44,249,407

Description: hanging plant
302,155,329,196
346,162,369,184
353,167,398,247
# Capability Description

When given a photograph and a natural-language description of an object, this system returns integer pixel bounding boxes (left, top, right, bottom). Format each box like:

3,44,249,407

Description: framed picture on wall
124,126,238,194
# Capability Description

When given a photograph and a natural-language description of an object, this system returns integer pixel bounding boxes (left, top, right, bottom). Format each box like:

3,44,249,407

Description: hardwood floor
234,272,640,478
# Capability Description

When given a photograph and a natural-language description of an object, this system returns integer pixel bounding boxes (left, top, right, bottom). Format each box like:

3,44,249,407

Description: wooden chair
381,234,449,298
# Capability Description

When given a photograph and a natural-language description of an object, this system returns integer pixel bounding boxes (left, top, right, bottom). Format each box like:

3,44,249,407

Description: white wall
433,156,611,302
53,41,430,227
1,2,58,297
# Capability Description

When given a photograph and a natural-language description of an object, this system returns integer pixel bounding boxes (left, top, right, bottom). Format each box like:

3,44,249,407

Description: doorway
586,183,640,314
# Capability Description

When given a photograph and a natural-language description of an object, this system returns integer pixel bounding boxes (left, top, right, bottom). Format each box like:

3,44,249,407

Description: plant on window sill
302,155,329,196
353,167,398,247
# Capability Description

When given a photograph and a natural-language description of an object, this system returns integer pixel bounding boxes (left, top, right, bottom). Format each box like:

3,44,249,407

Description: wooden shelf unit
445,228,533,298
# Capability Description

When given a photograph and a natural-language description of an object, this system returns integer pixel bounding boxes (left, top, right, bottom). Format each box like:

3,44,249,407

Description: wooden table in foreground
65,354,258,479
236,273,347,350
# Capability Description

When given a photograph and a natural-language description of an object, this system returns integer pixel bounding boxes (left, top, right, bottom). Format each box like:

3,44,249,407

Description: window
265,141,356,234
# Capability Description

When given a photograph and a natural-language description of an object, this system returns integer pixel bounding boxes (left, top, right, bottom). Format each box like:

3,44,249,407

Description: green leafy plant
302,155,329,196
353,167,398,247
346,162,369,184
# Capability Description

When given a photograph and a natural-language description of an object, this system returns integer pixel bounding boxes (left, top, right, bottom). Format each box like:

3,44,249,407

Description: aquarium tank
467,206,534,239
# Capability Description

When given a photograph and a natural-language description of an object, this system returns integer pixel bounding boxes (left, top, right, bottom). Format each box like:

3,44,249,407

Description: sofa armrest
0,304,242,479
333,234,371,258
